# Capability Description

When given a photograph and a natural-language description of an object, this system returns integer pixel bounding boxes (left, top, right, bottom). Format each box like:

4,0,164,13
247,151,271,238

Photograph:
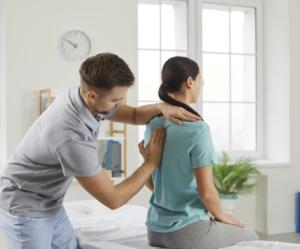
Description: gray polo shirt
0,85,119,218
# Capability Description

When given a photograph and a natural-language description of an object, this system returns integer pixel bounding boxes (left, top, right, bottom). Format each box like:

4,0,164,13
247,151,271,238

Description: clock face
58,30,91,62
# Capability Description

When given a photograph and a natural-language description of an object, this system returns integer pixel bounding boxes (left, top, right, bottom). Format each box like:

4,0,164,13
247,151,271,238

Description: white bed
64,200,300,249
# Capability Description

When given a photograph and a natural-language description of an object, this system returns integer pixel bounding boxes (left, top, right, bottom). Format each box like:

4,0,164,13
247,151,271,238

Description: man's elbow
108,203,118,210
107,199,124,210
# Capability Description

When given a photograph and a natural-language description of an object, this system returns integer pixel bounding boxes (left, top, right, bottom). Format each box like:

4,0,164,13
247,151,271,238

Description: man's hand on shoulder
158,102,201,125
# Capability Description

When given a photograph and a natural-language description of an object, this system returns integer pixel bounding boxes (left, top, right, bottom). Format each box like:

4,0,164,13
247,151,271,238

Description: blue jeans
0,206,80,249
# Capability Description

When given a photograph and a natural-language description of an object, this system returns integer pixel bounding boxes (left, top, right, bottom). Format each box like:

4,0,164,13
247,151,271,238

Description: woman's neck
158,93,191,120
169,93,191,106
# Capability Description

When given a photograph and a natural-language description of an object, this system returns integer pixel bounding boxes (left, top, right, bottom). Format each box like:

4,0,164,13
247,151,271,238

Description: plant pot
219,193,238,215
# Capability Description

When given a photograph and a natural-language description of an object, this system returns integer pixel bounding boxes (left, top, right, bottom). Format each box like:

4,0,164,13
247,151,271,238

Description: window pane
203,103,230,151
202,3,229,53
231,6,256,54
161,1,188,50
231,55,256,102
203,53,229,101
138,1,160,49
138,50,160,101
161,51,188,69
231,104,256,150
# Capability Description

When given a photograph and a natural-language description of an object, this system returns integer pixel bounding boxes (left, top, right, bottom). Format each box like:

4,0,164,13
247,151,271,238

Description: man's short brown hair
79,53,135,94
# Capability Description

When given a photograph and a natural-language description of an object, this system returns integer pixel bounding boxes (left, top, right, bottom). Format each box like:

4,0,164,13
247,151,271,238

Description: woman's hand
138,126,166,167
208,212,215,221
218,213,245,228
159,102,201,125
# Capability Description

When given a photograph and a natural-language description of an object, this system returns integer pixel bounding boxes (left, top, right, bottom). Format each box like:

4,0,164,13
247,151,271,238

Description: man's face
93,86,129,115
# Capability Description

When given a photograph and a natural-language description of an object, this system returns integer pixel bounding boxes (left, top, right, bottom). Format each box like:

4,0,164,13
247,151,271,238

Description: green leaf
212,152,261,195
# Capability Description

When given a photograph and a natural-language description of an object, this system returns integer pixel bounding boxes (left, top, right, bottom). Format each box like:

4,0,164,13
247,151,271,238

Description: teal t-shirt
144,116,219,233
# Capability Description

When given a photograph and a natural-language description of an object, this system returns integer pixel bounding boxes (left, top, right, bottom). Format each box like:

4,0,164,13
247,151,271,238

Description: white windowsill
253,160,294,168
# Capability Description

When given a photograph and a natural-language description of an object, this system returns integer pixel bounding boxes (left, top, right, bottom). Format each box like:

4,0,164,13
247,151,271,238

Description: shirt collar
72,86,100,132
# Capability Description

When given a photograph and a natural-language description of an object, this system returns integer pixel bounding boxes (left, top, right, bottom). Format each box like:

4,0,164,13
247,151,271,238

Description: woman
142,57,258,249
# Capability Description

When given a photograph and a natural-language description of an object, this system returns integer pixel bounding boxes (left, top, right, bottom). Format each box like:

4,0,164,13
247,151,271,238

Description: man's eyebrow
112,97,125,101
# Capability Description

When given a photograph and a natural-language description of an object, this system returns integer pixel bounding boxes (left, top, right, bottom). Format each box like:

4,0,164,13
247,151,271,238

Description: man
0,53,201,249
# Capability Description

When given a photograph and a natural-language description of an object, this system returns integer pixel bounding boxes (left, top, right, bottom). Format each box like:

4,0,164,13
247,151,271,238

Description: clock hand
75,33,81,45
67,47,75,57
67,40,77,48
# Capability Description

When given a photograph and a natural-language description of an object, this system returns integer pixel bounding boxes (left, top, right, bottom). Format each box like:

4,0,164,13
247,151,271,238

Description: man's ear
87,90,98,103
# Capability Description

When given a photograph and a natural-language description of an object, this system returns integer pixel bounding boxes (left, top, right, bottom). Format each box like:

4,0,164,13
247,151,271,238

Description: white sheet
64,200,300,249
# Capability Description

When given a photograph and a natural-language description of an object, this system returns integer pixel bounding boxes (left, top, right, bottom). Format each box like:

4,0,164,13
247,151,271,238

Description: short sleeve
102,106,119,119
55,136,102,177
190,127,219,169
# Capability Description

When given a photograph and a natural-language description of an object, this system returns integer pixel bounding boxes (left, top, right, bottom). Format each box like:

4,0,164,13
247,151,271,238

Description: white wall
2,0,139,202
264,0,290,162
232,0,300,234
0,0,7,171
259,0,300,234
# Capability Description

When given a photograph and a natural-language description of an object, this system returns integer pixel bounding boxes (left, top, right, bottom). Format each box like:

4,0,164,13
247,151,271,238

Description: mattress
64,200,300,249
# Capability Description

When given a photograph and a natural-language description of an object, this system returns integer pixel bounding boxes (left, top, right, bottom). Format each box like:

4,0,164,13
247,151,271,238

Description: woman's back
144,116,218,233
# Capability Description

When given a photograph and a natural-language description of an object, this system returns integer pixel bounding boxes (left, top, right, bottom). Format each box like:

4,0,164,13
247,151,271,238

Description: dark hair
79,53,135,94
159,56,202,119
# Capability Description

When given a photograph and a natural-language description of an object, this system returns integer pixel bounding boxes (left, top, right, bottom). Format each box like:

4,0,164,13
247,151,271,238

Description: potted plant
212,152,262,214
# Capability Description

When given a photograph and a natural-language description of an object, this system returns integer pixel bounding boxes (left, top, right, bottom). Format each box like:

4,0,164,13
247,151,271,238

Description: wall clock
58,30,91,62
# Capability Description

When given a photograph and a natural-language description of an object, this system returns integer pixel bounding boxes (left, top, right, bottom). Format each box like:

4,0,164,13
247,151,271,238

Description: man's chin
98,108,114,115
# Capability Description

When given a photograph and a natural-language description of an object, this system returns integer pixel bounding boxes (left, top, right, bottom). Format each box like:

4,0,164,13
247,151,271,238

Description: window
138,0,193,164
200,0,263,158
137,0,263,161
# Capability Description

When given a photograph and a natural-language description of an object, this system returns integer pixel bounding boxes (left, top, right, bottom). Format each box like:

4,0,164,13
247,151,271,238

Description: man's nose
118,99,124,106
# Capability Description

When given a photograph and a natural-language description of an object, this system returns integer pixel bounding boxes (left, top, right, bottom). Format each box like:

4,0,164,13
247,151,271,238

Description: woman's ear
186,77,193,89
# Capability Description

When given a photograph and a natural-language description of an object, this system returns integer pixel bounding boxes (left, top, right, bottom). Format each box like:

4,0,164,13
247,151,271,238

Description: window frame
138,0,196,105
196,0,264,159
137,0,196,165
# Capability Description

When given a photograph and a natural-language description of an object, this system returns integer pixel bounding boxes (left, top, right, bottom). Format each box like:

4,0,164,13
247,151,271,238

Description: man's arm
107,103,201,126
145,175,154,192
76,126,165,209
76,161,156,209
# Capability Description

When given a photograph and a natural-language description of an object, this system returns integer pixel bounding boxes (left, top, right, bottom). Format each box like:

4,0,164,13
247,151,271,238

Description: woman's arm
194,166,245,228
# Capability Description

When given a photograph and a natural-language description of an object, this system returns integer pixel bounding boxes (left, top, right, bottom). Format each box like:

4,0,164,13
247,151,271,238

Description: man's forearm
134,103,163,125
112,161,156,208
145,176,154,192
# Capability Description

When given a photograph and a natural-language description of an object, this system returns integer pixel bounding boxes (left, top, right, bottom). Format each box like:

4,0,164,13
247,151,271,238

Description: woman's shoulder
146,117,209,131
147,116,166,127
182,119,209,131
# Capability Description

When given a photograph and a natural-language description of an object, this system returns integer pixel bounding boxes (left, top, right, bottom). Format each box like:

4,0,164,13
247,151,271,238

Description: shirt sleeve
55,136,102,177
190,127,219,169
102,106,120,119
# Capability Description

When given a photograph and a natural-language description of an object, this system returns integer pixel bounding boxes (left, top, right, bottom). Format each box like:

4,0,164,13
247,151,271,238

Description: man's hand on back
138,126,166,168
76,126,166,210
